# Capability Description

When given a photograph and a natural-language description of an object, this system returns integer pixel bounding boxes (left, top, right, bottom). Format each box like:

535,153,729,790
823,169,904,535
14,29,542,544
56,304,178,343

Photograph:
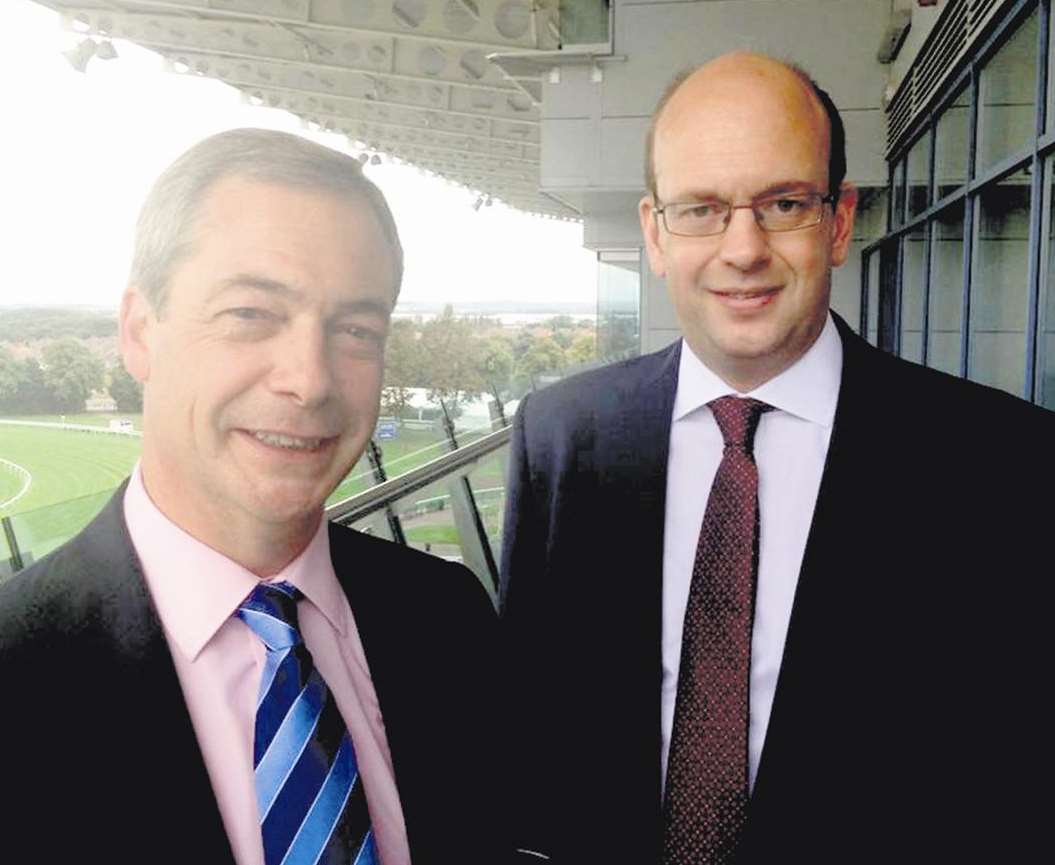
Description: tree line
0,339,141,415
0,306,597,418
382,306,596,417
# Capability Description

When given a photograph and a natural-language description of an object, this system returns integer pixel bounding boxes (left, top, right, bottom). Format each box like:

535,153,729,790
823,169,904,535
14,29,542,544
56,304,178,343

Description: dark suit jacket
499,314,1054,863
0,486,503,865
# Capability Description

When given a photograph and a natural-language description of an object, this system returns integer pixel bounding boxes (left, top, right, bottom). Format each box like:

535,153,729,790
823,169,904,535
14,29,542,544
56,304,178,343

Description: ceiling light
94,40,118,61
62,39,97,73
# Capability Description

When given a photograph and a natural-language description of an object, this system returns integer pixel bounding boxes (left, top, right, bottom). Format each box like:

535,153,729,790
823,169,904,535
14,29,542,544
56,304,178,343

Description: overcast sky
0,1,599,310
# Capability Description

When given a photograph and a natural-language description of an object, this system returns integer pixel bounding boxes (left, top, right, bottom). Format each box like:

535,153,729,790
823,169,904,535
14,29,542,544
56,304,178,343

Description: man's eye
227,307,272,321
683,202,720,218
765,198,807,214
337,323,385,345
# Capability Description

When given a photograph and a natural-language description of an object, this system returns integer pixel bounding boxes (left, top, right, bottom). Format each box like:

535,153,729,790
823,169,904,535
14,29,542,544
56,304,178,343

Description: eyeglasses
654,192,838,237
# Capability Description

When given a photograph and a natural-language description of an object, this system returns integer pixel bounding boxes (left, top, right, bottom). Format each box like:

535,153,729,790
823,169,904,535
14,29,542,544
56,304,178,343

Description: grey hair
129,128,403,311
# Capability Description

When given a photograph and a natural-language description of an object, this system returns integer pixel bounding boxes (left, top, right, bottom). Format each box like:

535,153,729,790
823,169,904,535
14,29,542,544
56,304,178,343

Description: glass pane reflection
968,168,1032,396
1042,156,1055,409
867,252,880,346
899,227,926,364
935,87,969,200
907,133,930,218
977,9,1038,173
927,201,966,377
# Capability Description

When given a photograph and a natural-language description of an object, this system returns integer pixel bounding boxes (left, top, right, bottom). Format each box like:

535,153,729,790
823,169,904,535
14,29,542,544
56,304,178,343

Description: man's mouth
247,430,331,451
712,287,781,308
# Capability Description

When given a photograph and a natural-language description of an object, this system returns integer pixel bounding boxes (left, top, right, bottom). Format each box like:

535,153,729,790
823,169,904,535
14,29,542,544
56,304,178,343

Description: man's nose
269,325,334,408
717,206,772,272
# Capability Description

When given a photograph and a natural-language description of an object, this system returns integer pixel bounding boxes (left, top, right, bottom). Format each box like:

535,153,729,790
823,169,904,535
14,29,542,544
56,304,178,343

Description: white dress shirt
661,313,842,793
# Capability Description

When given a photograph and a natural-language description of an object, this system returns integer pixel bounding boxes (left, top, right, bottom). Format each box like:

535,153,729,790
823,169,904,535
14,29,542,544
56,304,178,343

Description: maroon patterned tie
662,396,771,865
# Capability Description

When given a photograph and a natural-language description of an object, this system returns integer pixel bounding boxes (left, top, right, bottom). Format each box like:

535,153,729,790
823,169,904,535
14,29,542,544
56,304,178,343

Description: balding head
644,53,846,201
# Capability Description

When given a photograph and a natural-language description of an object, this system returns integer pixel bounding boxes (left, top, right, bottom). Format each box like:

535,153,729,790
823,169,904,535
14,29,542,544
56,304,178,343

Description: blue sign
377,420,399,440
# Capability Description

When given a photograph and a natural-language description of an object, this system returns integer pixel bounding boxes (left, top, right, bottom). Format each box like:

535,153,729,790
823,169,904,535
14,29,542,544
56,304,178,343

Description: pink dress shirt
123,466,411,865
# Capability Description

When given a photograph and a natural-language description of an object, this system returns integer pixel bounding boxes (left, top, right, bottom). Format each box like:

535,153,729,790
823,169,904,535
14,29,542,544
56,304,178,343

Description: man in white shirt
499,52,1053,864
0,129,503,865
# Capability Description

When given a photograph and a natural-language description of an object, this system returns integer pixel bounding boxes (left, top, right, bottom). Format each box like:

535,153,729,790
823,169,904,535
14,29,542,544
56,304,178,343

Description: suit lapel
75,490,234,860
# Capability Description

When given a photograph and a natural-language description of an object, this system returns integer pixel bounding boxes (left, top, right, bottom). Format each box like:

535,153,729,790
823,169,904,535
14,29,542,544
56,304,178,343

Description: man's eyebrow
332,298,393,318
674,181,820,201
754,181,822,197
215,274,298,298
213,276,393,316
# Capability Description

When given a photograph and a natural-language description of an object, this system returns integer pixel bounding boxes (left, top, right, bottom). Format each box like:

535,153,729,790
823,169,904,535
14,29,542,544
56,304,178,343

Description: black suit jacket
499,315,1054,863
0,487,503,865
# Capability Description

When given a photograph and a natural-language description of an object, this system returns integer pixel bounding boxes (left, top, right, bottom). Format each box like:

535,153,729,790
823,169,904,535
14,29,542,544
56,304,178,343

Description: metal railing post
438,398,500,593
3,515,24,574
489,382,508,429
365,439,407,546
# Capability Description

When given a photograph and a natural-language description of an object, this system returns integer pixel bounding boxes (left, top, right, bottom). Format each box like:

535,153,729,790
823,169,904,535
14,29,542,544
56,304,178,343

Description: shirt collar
673,312,842,428
123,464,347,662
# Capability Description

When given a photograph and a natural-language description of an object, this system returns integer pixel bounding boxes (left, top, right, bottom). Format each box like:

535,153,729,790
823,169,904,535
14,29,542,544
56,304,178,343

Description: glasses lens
665,201,728,236
755,194,823,231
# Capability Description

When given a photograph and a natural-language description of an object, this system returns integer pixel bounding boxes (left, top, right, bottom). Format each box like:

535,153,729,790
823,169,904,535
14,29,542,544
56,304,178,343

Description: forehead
653,63,831,199
185,176,397,298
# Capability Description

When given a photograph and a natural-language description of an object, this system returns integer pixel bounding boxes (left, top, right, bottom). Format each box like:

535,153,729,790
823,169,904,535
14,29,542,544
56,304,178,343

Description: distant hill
394,300,596,317
0,307,118,344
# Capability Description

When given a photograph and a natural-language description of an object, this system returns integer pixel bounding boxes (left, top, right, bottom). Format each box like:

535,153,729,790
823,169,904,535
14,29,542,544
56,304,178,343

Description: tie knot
236,581,304,651
708,396,771,452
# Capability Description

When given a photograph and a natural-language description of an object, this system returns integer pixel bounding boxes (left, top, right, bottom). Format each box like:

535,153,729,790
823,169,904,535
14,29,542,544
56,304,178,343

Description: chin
246,483,329,525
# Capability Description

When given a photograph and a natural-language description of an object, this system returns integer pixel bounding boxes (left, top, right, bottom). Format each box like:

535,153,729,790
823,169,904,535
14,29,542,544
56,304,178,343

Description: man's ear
119,287,153,384
829,182,858,268
639,195,668,278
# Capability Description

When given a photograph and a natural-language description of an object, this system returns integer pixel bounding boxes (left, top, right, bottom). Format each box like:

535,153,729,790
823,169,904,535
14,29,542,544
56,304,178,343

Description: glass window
1041,156,1055,409
1049,3,1055,135
867,251,880,346
935,86,970,200
559,0,610,46
596,250,641,359
927,201,967,376
891,158,906,228
464,450,508,567
395,476,468,556
968,167,1032,396
854,186,889,243
899,226,927,363
907,132,931,218
977,9,1039,173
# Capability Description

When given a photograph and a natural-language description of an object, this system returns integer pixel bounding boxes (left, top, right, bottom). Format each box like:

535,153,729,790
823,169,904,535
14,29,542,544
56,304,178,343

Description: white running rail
0,418,141,437
0,457,32,512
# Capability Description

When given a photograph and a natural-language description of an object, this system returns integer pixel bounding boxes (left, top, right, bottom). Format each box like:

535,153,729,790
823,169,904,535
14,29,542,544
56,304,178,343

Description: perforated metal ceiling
37,0,578,217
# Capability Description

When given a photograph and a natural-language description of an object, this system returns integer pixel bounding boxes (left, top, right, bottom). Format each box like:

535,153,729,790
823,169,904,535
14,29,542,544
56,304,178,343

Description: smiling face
639,55,856,391
121,176,396,572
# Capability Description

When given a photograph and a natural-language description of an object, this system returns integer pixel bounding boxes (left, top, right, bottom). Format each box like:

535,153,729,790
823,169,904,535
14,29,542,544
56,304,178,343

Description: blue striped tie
237,582,378,865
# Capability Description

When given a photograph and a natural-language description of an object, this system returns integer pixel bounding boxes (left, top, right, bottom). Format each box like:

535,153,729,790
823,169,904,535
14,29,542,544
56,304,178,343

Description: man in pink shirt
0,129,503,865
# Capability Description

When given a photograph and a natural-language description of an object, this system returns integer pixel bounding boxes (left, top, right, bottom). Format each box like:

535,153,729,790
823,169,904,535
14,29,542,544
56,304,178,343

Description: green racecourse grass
0,423,142,564
0,416,507,566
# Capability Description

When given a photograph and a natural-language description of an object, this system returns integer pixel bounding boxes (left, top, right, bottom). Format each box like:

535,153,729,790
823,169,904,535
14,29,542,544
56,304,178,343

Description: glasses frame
654,191,840,237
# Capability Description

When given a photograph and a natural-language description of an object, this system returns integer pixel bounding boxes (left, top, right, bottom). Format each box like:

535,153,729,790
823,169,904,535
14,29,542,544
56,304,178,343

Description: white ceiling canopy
37,0,589,218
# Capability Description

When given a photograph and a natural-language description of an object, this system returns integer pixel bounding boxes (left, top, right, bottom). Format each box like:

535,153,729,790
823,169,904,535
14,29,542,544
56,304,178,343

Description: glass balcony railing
1,350,623,585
